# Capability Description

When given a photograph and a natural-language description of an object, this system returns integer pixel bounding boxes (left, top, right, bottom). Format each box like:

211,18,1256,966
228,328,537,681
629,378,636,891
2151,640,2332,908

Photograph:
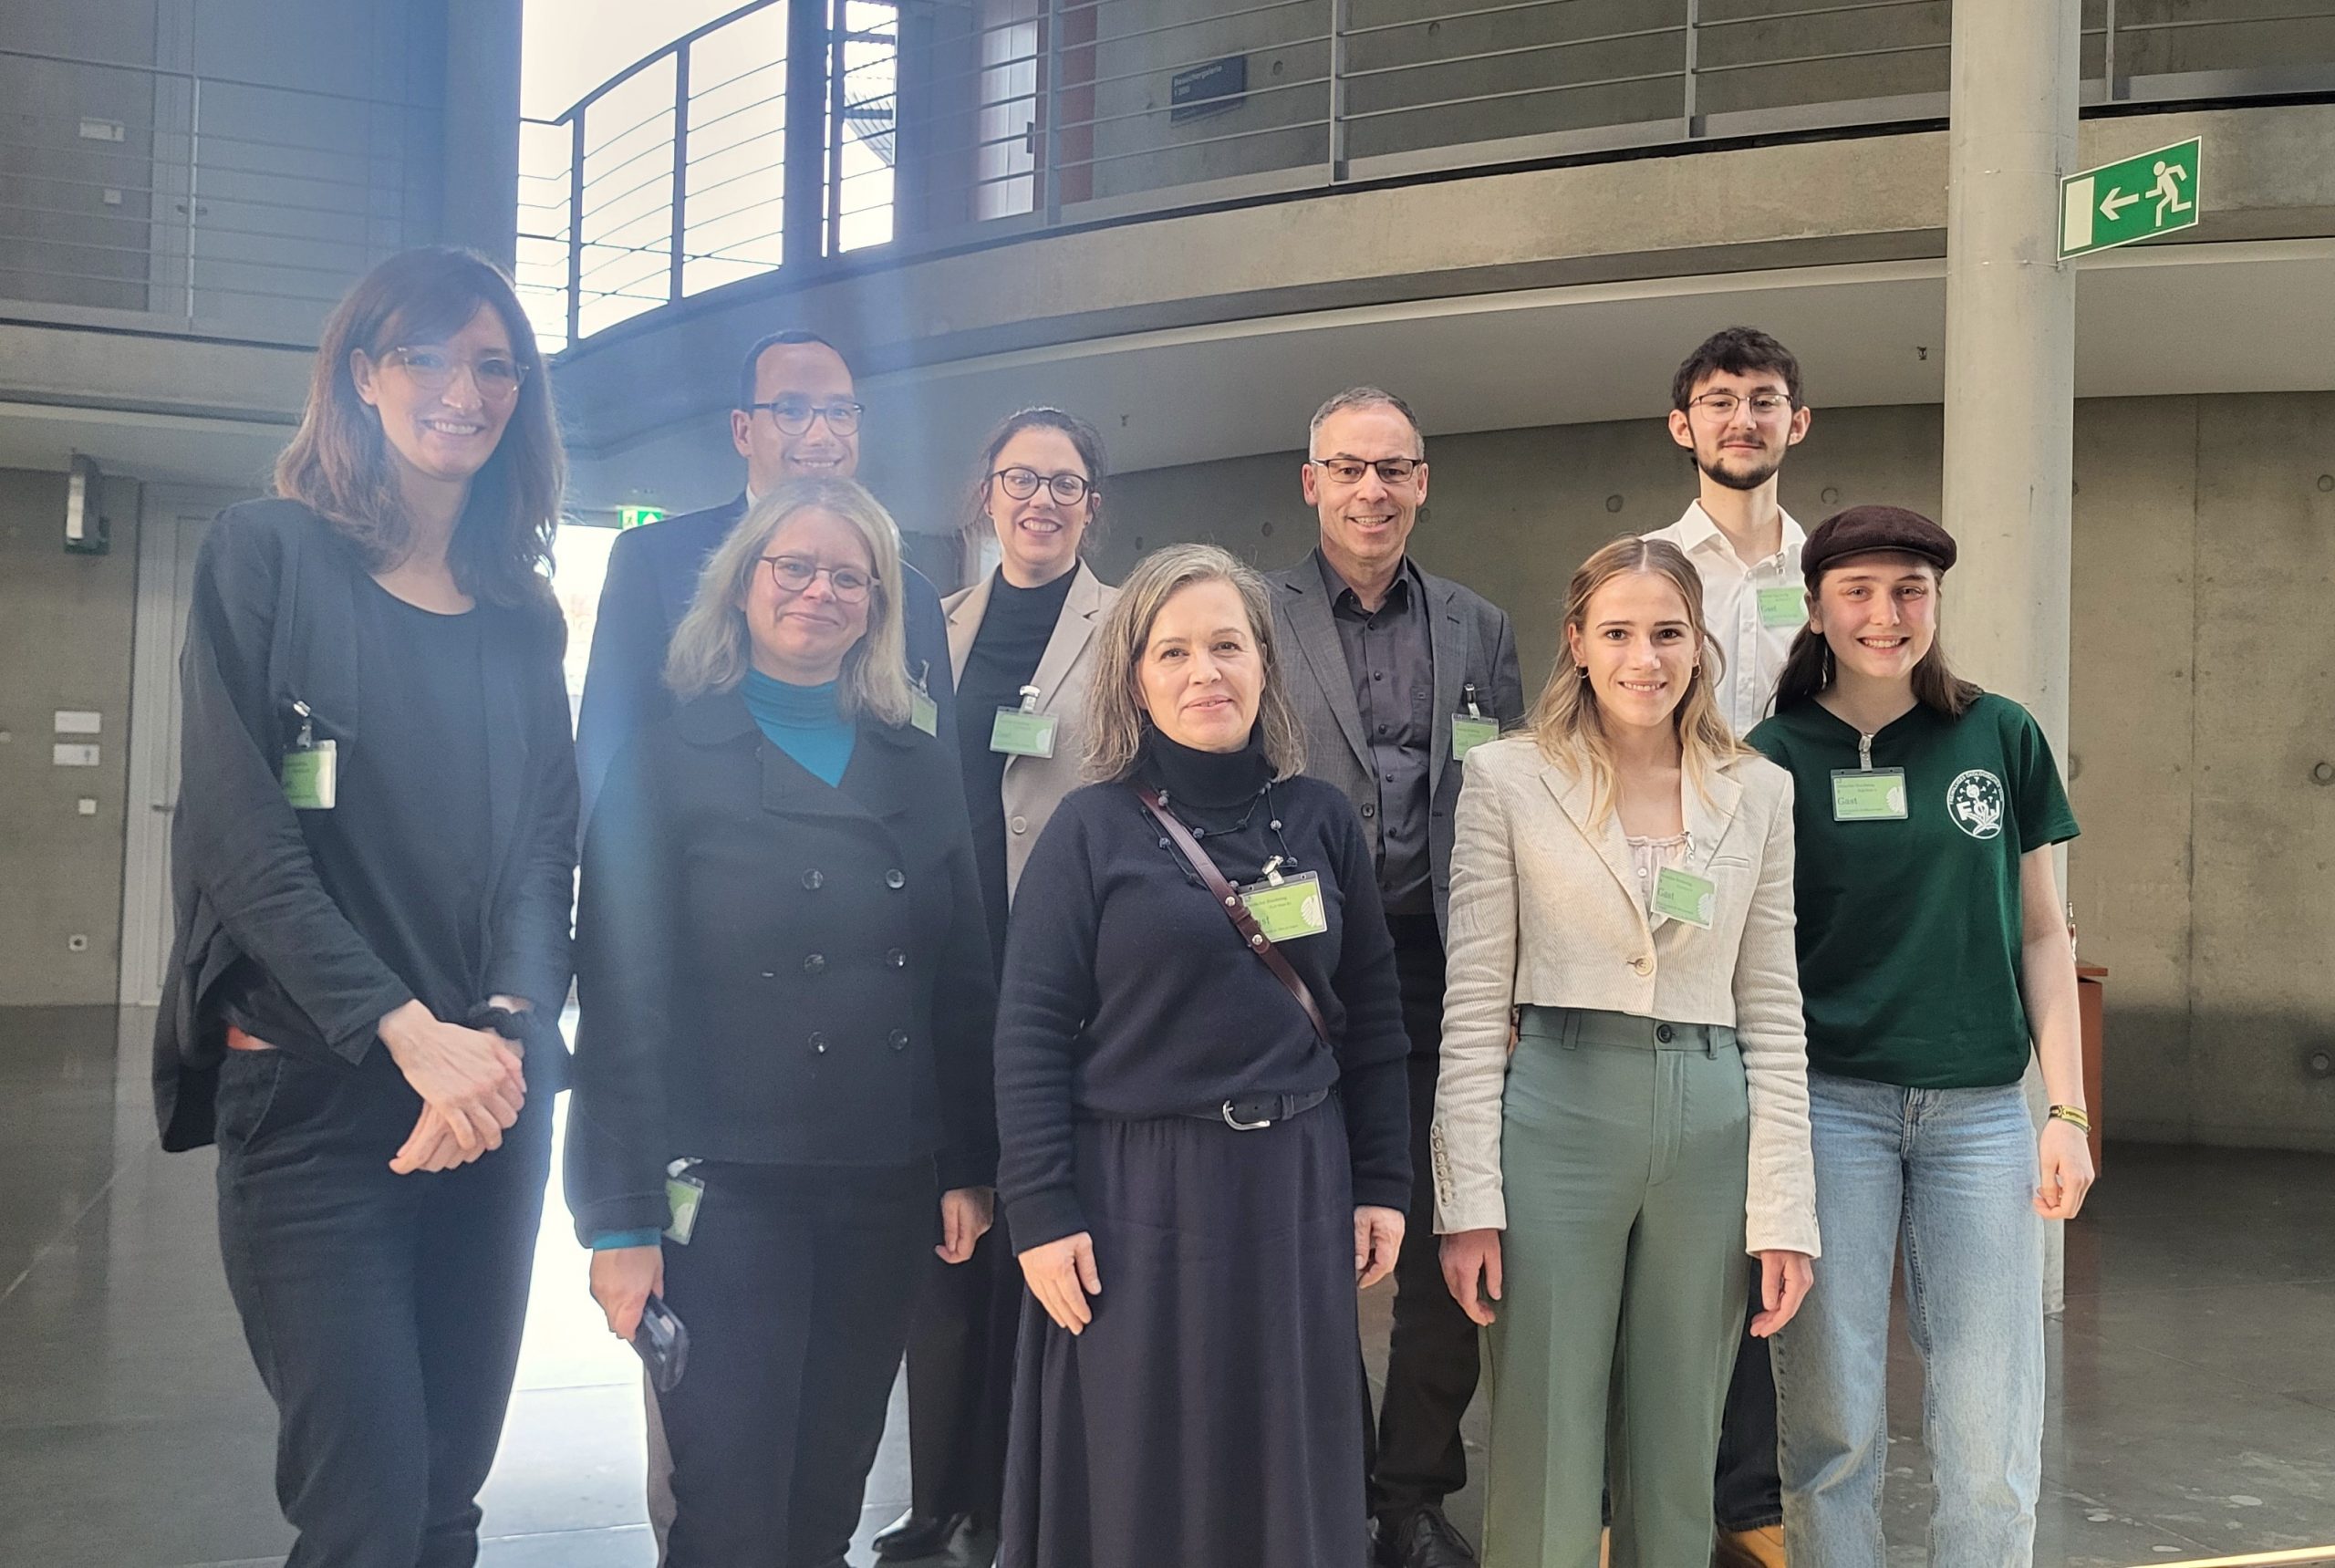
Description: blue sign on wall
1171,56,1247,123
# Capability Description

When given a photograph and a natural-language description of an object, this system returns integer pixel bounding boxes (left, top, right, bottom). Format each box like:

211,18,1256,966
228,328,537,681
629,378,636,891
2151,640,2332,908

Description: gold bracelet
2048,1104,2091,1133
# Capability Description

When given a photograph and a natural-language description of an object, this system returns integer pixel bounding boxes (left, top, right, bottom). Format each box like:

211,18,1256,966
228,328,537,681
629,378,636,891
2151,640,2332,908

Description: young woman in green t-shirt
1746,504,2094,1568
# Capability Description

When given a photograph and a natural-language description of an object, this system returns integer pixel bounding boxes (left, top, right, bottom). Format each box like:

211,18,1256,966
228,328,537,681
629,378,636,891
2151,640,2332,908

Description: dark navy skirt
999,1100,1367,1568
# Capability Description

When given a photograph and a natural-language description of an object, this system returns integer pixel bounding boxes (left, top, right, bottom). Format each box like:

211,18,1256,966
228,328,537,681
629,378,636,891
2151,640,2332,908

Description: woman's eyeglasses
763,555,877,604
379,346,528,401
991,466,1095,505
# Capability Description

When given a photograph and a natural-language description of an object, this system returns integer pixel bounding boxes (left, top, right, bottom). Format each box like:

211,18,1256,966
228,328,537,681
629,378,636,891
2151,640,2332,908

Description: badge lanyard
990,684,1057,758
1156,783,1322,940
1831,729,1907,822
909,660,939,737
280,699,338,810
1237,854,1329,941
1451,680,1499,763
1756,584,1805,628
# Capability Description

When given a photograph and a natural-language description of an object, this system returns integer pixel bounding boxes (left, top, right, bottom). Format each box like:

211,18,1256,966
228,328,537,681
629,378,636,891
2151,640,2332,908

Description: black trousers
659,1160,931,1568
902,1209,1017,1527
213,1044,550,1568
1713,1288,1783,1531
1365,913,1482,1524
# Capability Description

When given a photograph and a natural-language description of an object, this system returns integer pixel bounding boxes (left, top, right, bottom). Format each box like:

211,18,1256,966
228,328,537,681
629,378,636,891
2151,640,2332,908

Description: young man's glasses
1309,456,1422,485
1686,390,1794,420
991,467,1095,505
745,397,866,436
763,556,877,603
380,346,529,401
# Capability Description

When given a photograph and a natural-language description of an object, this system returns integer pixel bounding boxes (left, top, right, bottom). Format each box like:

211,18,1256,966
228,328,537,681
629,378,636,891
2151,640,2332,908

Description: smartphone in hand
631,1293,689,1393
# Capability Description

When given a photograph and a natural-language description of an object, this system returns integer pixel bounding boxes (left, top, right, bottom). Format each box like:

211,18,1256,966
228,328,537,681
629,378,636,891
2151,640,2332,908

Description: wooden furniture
2076,964,2107,1175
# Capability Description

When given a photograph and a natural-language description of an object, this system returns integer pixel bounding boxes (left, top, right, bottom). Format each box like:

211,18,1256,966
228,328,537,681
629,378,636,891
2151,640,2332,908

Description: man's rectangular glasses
746,397,866,436
1310,456,1421,485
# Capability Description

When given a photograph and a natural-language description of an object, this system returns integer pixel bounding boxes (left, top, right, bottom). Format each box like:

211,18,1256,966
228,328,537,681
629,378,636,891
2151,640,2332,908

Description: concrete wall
1085,394,2335,1154
0,0,458,341
0,468,141,1008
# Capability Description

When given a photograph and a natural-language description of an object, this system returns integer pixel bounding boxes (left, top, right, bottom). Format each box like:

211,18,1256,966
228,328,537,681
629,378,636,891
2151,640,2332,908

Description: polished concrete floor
5,1004,2331,1567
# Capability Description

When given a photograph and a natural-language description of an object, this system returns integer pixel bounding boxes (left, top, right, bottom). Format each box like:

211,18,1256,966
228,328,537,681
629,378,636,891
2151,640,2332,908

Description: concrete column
441,0,524,267
1941,0,2080,742
1941,0,2081,1316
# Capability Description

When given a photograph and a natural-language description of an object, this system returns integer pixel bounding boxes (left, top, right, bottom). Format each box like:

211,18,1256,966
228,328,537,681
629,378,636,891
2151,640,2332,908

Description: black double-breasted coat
565,688,999,1244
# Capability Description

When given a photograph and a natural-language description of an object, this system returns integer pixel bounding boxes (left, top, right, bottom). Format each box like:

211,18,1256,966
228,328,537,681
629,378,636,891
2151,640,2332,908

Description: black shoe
1375,1506,1479,1568
872,1509,970,1561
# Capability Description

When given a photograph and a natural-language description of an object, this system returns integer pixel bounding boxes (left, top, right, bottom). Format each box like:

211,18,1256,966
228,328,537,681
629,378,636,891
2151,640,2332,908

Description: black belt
1184,1086,1332,1131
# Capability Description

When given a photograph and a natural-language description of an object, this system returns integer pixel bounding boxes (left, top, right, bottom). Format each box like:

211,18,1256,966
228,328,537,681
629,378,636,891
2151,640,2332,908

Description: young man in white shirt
1643,326,1814,739
1642,326,1811,1568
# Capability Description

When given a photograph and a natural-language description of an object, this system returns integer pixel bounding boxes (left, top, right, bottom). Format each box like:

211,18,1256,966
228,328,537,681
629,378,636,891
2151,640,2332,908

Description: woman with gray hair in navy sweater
993,542,1412,1568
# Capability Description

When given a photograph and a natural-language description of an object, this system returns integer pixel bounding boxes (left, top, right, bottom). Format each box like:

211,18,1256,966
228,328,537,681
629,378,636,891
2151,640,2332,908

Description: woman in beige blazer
877,406,1118,1563
1433,536,1818,1568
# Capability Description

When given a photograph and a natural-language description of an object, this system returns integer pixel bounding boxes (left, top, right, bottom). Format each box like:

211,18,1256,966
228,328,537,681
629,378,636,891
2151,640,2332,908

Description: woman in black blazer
569,477,998,1568
154,247,576,1566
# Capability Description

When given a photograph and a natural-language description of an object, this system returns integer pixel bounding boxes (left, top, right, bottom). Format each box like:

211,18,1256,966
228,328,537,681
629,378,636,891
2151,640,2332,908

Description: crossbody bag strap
1136,786,1331,1045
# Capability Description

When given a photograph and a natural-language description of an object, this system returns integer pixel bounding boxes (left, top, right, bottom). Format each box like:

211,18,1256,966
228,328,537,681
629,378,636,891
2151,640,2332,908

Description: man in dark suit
576,329,957,823
1266,387,1524,1568
574,329,958,1559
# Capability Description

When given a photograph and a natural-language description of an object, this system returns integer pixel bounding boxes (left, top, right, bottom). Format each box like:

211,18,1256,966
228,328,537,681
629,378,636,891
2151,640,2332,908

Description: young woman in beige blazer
881,407,1119,1562
1433,537,1818,1568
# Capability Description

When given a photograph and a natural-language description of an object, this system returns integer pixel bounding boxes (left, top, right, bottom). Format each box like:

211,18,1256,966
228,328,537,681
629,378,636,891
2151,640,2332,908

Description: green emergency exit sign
617,505,668,529
2060,138,2200,259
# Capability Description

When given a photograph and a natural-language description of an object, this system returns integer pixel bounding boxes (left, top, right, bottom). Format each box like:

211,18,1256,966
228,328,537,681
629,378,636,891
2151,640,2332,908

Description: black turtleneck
958,566,1081,963
993,726,1413,1251
1138,725,1273,810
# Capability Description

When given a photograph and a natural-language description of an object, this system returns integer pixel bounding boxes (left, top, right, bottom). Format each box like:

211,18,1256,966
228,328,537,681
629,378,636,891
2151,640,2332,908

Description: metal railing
518,0,2335,353
0,45,432,343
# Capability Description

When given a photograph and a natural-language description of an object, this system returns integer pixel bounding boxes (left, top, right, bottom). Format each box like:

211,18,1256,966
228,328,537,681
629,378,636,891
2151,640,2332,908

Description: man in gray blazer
1267,388,1525,1568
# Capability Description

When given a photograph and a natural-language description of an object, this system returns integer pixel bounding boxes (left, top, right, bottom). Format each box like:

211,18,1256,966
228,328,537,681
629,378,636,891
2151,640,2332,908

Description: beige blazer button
1630,955,1654,976
1010,815,1029,835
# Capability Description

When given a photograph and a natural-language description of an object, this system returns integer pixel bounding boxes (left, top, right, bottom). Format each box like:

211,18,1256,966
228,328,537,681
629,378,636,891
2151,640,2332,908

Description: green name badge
664,1171,705,1245
1652,866,1717,929
1831,768,1908,822
910,689,939,737
1757,585,1806,628
990,708,1057,758
1239,871,1329,942
1451,713,1500,763
280,741,338,810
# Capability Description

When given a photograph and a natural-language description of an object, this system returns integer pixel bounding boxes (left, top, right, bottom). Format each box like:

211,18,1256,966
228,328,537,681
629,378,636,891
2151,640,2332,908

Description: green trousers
1481,1007,1751,1568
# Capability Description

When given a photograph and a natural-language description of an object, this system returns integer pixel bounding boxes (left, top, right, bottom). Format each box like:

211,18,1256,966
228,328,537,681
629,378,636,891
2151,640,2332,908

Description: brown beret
1801,504,1957,583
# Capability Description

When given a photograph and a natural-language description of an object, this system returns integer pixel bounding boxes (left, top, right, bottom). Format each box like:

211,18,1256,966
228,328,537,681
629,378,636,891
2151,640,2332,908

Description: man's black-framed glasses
1310,456,1422,485
991,466,1095,505
762,555,877,603
1686,390,1794,420
745,397,866,436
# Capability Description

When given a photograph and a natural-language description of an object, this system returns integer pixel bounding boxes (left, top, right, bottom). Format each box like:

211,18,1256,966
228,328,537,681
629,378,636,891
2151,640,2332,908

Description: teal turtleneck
741,670,856,785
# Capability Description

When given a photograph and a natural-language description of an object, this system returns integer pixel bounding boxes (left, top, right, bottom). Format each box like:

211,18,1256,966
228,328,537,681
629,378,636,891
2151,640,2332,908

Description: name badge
1652,866,1717,929
990,709,1056,757
281,742,338,810
1451,713,1500,763
1239,870,1328,942
1832,768,1908,821
910,690,939,738
663,1169,706,1245
1757,585,1806,628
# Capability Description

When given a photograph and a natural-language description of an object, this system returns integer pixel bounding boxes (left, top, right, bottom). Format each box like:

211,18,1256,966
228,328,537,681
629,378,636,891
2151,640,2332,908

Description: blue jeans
1773,1071,2043,1568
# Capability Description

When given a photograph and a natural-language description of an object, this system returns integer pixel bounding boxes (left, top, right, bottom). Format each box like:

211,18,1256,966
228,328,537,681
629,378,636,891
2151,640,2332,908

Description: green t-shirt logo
1948,769,2007,840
